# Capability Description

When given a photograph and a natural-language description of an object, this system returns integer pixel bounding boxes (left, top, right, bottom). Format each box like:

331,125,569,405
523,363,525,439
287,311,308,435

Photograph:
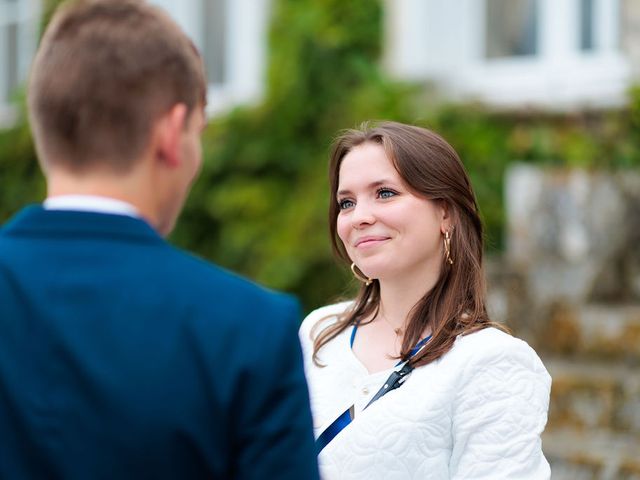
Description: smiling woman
299,121,552,479
336,142,446,299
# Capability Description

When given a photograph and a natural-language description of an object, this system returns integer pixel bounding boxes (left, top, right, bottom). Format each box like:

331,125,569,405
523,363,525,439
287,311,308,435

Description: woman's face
336,142,448,283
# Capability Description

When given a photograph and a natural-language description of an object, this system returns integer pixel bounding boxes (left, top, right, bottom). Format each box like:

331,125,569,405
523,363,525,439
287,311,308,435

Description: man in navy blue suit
0,1,318,478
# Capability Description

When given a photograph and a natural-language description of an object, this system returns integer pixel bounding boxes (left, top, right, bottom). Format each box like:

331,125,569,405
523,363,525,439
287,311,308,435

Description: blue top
0,206,319,480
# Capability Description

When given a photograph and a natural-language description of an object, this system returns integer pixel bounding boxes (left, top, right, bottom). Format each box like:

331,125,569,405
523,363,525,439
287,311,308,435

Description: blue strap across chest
315,325,432,455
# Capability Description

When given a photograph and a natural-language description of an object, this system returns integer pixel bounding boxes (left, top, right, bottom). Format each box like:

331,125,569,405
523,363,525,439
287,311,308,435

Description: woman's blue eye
339,199,355,210
377,188,397,199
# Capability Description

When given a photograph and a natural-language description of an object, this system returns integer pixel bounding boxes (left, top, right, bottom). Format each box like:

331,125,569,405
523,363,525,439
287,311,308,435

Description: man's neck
46,170,158,229
44,194,141,218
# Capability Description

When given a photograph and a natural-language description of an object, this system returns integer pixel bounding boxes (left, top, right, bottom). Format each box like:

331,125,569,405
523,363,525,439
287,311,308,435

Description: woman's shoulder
442,328,551,478
448,326,550,380
299,300,353,342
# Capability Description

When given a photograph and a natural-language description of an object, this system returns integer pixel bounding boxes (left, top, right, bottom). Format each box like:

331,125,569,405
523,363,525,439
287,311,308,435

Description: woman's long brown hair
312,121,506,368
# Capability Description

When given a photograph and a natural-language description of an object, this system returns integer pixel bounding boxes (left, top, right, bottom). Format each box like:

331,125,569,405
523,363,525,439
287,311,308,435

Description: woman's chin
357,266,387,282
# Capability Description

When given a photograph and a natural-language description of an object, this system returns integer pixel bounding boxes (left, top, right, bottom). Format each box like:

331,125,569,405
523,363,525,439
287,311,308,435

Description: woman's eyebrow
337,179,397,197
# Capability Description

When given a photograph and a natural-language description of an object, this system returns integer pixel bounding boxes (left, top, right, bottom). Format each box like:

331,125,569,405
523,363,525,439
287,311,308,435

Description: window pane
486,0,538,58
2,22,19,102
203,0,226,85
580,0,595,51
7,23,19,94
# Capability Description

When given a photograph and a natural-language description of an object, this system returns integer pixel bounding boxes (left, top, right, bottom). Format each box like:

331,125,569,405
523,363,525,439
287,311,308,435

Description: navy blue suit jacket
0,206,319,480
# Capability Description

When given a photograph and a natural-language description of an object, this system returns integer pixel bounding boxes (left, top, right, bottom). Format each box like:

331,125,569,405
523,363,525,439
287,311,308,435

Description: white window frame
150,0,270,117
0,0,41,128
385,0,630,110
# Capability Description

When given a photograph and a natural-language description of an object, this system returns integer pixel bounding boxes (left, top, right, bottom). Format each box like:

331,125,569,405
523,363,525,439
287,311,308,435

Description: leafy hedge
2,0,639,312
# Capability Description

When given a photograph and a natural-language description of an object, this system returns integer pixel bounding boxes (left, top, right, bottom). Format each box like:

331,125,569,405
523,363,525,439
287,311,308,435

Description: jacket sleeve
230,296,319,480
449,336,552,479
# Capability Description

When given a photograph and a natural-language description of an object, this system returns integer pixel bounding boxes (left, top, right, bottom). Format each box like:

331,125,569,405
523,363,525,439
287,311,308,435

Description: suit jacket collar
1,205,164,244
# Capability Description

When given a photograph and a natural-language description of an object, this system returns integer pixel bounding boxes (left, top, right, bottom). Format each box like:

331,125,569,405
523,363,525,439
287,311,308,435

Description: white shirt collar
43,195,140,218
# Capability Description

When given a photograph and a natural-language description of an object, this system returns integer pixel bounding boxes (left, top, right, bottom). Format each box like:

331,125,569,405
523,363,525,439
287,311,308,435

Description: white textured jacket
299,302,552,480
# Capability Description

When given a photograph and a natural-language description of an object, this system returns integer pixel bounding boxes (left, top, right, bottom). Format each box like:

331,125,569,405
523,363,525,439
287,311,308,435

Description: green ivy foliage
0,101,45,217
1,0,639,312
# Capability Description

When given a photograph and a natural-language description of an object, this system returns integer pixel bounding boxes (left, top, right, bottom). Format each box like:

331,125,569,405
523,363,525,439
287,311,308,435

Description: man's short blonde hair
28,0,207,172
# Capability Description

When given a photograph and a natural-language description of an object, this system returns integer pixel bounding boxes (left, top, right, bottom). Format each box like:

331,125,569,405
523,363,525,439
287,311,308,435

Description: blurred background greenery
1,0,639,312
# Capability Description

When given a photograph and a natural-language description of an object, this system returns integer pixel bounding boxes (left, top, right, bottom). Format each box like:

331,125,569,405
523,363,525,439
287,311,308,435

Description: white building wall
0,0,41,127
621,0,640,76
149,0,270,115
384,0,632,110
2,0,639,125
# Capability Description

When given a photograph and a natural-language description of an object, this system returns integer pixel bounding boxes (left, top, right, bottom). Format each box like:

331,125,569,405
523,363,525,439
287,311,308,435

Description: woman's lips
354,236,390,248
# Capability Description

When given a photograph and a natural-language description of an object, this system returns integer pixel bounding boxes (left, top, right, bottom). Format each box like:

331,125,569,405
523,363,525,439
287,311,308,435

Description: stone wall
487,164,640,479
506,165,640,306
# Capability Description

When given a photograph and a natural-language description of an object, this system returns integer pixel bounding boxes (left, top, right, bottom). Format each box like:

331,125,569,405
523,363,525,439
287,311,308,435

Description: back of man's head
28,0,206,174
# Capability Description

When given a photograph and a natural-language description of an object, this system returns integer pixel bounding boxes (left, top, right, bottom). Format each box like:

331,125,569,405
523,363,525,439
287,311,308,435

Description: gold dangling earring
443,230,454,265
350,262,372,286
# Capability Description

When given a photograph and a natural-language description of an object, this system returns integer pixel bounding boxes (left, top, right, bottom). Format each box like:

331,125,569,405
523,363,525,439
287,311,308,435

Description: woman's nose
351,200,375,229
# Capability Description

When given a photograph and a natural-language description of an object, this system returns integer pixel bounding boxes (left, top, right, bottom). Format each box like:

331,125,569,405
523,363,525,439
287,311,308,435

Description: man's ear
155,103,187,168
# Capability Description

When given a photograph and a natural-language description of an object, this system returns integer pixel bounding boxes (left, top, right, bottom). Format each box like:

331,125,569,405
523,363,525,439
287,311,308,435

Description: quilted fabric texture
299,302,552,480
